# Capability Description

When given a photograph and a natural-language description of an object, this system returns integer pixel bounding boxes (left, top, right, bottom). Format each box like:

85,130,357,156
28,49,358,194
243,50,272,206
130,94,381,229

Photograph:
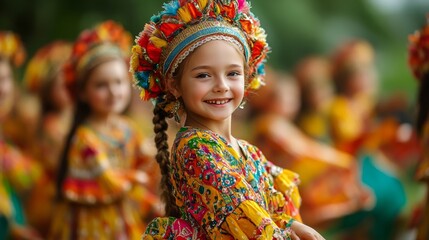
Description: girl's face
270,79,300,120
346,65,377,97
82,59,131,117
306,77,333,112
174,40,245,126
0,60,14,121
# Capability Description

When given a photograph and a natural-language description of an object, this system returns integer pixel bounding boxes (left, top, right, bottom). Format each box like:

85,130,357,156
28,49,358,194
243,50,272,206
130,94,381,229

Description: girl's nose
213,76,229,93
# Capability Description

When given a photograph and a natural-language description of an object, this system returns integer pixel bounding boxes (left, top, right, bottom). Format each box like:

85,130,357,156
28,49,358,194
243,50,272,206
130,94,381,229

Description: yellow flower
178,5,192,23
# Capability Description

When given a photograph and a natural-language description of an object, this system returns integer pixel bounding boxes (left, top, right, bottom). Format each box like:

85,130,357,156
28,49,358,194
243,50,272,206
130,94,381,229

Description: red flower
221,2,236,19
251,40,265,59
239,18,253,35
147,42,162,63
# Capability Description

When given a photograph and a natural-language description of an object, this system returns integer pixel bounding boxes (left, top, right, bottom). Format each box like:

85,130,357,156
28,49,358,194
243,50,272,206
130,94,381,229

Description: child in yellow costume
0,31,42,240
22,41,73,237
249,69,372,229
131,0,325,239
328,39,406,239
294,57,335,143
49,21,160,240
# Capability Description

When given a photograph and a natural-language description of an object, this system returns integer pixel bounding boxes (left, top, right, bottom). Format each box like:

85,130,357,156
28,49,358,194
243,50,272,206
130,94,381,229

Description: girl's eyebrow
191,65,210,71
191,64,243,71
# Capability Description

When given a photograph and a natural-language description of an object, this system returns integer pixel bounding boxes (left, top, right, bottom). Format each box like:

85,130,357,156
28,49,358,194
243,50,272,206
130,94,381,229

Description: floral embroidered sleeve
1,142,41,194
62,127,132,204
172,130,295,239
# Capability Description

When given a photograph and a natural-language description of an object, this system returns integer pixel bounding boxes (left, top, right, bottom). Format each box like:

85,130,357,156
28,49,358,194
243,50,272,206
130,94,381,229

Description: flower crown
130,0,270,102
64,20,132,98
0,31,26,67
408,15,429,81
23,41,72,94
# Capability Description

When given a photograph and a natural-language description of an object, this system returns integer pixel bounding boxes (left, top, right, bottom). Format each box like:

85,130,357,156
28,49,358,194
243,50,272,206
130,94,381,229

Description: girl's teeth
207,100,228,104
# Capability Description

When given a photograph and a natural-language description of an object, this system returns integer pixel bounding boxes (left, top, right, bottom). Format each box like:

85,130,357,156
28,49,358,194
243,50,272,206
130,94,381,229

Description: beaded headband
0,31,26,67
23,41,72,94
130,0,270,103
408,15,429,81
64,20,132,99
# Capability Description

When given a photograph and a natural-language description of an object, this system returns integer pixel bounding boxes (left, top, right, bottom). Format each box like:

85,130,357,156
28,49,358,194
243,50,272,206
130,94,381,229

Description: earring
172,99,181,123
239,100,246,109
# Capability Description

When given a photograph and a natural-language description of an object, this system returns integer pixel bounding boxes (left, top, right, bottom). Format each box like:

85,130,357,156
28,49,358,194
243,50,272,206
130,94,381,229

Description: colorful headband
408,15,429,81
130,0,270,102
0,31,26,67
23,41,72,94
64,20,132,98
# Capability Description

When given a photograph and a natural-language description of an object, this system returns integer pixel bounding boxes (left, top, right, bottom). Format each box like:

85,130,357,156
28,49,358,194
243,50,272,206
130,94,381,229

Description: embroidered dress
0,139,40,238
143,127,301,239
25,112,71,236
49,117,156,240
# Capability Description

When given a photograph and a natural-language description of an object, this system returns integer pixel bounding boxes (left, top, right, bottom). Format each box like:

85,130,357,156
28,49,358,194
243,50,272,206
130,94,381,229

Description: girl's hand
290,221,325,240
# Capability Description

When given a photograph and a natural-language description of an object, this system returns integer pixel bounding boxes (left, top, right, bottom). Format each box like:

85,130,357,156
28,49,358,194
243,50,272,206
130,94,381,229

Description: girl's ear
166,77,181,98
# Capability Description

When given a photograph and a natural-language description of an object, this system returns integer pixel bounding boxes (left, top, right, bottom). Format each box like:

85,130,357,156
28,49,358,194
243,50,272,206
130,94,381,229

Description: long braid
416,73,429,135
153,103,180,217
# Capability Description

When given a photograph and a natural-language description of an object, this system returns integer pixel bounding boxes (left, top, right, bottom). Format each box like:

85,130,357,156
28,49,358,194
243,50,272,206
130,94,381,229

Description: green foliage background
1,0,428,99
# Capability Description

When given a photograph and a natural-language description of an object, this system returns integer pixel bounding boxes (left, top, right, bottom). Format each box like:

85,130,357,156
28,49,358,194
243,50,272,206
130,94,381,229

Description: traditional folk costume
130,0,302,238
49,21,158,240
0,31,41,239
21,41,72,236
144,127,301,239
294,57,334,143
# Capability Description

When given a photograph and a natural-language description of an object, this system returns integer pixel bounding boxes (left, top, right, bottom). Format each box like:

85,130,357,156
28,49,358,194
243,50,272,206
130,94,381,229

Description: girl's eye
228,71,241,77
196,73,210,78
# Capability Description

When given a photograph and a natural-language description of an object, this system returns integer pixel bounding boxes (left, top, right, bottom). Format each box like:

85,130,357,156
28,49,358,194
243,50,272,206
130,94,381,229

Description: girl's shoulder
72,124,100,147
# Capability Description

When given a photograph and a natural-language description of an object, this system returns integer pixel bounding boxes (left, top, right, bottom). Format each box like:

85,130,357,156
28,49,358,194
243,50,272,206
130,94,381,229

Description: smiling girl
131,0,324,239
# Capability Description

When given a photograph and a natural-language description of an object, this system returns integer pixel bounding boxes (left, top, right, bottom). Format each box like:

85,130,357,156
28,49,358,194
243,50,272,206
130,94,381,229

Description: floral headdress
0,31,26,67
130,0,270,106
408,15,429,81
64,20,132,98
23,41,72,94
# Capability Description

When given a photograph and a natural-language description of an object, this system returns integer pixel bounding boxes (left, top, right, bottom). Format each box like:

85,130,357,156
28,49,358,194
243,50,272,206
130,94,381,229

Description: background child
131,0,324,239
294,56,334,143
49,21,158,240
22,41,73,237
328,39,406,240
408,15,429,240
248,68,372,229
0,31,41,240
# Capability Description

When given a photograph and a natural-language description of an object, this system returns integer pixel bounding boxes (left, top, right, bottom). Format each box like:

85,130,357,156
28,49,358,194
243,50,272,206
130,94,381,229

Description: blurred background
1,0,428,98
1,1,429,239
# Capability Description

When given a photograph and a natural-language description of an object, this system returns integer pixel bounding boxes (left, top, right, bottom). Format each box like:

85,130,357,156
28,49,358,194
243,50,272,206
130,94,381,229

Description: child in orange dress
249,68,372,229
